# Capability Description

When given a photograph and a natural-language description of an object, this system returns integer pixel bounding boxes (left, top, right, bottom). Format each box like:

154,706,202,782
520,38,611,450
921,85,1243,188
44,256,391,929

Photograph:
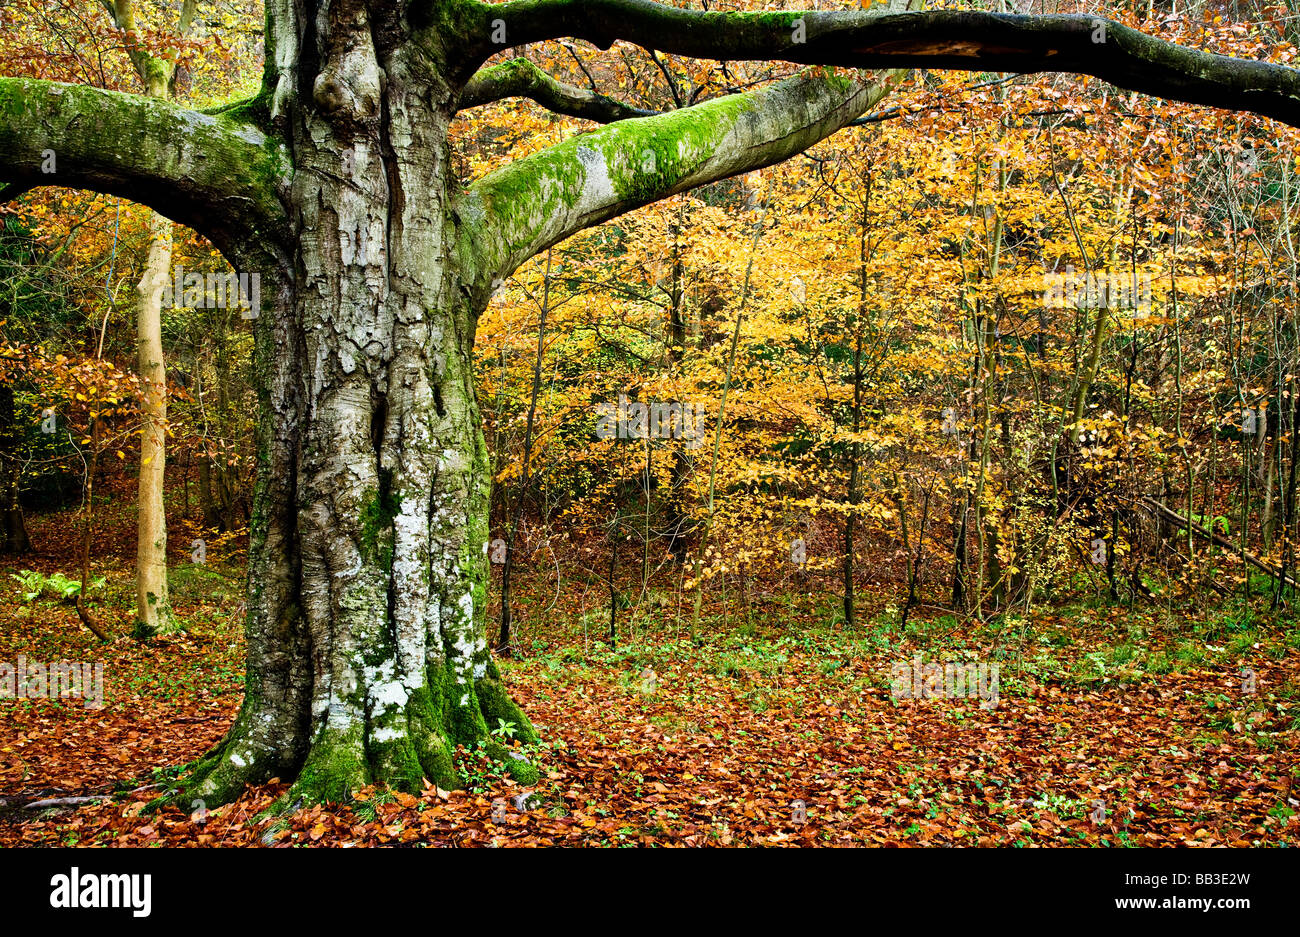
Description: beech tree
2,1,1299,806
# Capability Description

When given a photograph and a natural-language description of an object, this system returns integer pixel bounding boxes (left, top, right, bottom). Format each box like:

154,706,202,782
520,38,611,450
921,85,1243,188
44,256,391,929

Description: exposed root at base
163,673,538,809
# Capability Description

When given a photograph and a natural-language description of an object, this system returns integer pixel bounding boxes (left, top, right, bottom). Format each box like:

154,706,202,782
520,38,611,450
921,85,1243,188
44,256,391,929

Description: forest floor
1,495,1297,847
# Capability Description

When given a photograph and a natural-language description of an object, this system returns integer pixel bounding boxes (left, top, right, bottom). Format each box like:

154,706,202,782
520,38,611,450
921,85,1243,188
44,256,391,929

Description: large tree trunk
180,7,535,805
134,211,176,636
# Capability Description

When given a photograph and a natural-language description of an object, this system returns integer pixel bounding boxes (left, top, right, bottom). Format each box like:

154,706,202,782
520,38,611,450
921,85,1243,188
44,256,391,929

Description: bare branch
458,58,656,122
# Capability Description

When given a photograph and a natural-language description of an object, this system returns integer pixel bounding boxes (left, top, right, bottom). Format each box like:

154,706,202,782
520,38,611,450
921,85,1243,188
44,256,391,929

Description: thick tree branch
458,57,656,122
457,70,902,285
0,78,292,269
465,4,1300,129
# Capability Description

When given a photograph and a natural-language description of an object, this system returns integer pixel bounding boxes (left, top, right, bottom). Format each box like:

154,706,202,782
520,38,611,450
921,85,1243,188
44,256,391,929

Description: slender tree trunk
607,518,619,646
99,0,186,637
689,209,763,641
843,195,869,630
498,250,551,654
0,383,31,554
134,211,176,637
197,457,221,530
665,204,691,563
76,411,109,642
952,490,968,609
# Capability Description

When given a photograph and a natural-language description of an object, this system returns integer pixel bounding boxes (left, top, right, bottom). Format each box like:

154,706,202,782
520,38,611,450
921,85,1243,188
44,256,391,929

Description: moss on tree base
169,668,538,810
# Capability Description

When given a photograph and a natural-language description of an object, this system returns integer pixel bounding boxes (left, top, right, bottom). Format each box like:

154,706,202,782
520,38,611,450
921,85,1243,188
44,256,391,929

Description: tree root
162,671,538,810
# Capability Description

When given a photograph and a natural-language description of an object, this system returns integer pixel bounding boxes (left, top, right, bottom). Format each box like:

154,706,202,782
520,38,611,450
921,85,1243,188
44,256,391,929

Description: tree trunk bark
180,13,535,806
135,211,176,637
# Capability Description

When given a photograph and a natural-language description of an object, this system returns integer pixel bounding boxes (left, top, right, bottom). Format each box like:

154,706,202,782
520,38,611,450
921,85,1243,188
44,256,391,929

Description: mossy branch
459,58,656,123
458,70,900,287
0,77,292,268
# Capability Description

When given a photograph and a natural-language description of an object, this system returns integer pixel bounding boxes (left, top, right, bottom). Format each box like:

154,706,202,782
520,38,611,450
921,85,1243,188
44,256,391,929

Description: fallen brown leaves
1,507,1296,847
1,606,1295,846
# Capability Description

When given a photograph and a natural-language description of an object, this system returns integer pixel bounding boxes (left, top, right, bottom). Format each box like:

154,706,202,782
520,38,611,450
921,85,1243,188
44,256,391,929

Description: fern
10,570,105,603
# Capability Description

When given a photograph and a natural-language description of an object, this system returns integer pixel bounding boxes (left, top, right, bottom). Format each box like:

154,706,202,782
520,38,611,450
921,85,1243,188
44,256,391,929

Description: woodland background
0,0,1296,846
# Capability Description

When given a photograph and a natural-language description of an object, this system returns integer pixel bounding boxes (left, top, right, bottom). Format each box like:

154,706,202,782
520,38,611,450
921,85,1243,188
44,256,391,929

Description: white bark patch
575,146,615,214
172,109,224,137
230,124,270,147
392,499,430,585
272,75,293,121
340,225,359,266
366,663,409,713
391,504,431,676
327,701,361,728
275,36,296,70
310,341,328,416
